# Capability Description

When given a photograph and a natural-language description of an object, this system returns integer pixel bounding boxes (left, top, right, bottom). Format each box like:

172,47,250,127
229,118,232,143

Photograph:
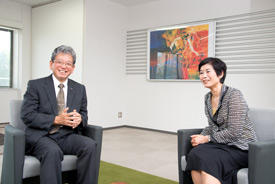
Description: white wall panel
85,0,275,132
32,0,83,83
126,9,275,74
0,0,31,123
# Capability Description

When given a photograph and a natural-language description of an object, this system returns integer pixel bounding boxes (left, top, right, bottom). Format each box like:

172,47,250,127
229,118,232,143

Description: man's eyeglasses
54,60,74,67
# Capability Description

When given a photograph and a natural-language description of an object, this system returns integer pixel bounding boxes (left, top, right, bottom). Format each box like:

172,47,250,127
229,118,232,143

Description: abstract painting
148,22,215,80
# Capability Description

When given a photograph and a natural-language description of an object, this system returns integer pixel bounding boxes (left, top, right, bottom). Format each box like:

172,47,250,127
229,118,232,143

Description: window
0,28,13,87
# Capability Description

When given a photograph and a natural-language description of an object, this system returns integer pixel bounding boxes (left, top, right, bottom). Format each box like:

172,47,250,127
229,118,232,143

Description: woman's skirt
185,143,248,184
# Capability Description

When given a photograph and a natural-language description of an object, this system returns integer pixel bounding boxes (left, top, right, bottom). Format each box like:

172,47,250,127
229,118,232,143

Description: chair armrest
83,124,102,140
1,125,25,184
248,140,275,184
83,124,103,156
178,129,203,157
82,124,103,184
177,128,202,184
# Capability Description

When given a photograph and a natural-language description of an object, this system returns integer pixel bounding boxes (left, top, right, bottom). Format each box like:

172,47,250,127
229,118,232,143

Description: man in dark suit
21,45,96,184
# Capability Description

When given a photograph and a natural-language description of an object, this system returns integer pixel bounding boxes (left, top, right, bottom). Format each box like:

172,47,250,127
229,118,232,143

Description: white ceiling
10,0,61,8
109,0,160,6
10,0,160,8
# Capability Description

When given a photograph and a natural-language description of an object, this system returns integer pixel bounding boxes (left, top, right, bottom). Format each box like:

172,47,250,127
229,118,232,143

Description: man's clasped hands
54,108,82,129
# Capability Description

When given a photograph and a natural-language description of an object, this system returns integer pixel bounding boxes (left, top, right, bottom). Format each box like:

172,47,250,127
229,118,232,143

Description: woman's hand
190,134,210,147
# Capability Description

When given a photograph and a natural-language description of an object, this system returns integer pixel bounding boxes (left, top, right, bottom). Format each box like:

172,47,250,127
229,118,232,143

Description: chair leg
23,176,40,184
22,171,77,184
62,170,77,184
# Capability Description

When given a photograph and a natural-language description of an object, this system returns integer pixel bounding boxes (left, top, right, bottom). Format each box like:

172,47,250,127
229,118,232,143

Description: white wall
32,0,83,83
84,0,275,131
0,0,31,123
251,0,275,11
83,0,128,127
127,0,251,29
124,0,275,132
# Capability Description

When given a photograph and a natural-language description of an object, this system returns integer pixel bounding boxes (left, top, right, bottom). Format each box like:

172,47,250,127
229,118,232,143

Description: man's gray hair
51,45,76,64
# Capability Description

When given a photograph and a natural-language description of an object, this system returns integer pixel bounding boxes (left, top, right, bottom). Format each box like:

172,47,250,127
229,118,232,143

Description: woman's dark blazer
201,85,257,150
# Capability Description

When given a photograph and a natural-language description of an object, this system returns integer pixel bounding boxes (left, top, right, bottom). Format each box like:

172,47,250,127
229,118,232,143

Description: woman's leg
201,171,221,184
191,170,201,184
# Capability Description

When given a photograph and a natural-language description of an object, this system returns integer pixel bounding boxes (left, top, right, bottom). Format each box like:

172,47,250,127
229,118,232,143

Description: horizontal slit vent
126,9,275,75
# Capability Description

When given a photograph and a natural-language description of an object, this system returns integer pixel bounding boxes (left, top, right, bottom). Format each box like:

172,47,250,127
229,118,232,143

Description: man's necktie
49,83,65,134
57,83,65,114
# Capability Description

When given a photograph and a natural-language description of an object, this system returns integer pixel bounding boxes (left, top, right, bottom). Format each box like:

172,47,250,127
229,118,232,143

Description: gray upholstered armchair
178,108,275,184
1,100,103,184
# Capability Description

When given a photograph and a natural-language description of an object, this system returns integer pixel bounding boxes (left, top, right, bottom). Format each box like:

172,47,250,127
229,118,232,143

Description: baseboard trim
103,125,126,130
103,125,176,135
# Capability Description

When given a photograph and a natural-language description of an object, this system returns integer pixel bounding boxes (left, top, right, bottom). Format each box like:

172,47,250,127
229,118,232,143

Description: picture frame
147,21,216,81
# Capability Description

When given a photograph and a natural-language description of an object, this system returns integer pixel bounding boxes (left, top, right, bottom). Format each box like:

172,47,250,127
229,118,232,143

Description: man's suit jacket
21,75,88,151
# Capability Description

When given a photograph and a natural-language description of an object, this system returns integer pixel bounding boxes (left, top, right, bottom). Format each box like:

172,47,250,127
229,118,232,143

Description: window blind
125,9,275,74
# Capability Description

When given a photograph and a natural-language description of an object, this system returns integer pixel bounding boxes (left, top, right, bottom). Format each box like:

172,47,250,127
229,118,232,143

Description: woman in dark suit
185,57,257,184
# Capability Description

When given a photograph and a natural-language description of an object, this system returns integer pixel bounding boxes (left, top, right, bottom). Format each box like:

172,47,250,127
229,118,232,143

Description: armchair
1,100,103,184
178,108,275,184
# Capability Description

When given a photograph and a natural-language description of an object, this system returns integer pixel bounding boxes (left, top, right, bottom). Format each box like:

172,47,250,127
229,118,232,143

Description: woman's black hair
198,57,227,84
